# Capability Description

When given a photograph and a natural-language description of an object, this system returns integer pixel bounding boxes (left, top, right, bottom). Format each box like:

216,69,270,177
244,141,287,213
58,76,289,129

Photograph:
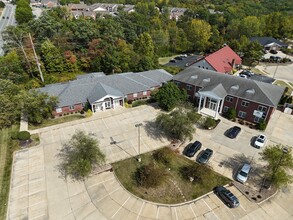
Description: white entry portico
197,84,227,119
91,95,124,112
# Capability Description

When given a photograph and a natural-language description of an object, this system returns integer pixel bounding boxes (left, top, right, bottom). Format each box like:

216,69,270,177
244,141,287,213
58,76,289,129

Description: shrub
132,100,147,107
180,164,210,184
10,131,19,140
127,99,133,104
135,163,166,188
86,109,93,117
257,120,267,131
153,148,173,165
187,111,202,123
80,110,85,114
224,108,236,120
17,131,31,141
203,117,217,129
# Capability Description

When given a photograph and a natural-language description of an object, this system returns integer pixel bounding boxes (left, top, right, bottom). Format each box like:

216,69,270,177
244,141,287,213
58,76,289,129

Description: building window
254,116,262,123
55,108,62,113
258,105,267,112
69,105,75,110
174,81,180,86
143,91,147,96
82,103,85,107
186,85,193,91
241,100,249,107
238,111,247,119
133,93,137,98
223,106,229,113
226,96,233,102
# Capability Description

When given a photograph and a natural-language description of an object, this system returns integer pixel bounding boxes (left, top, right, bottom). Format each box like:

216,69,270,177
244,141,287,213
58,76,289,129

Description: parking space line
156,206,160,219
111,196,130,219
189,204,197,219
102,118,109,129
136,201,145,220
203,198,212,210
174,207,178,220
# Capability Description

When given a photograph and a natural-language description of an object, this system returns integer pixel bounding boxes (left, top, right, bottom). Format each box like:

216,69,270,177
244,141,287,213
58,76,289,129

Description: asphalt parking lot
7,106,293,219
164,55,202,68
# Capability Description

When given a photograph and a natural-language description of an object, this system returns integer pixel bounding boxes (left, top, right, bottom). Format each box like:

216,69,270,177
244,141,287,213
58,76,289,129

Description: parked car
175,56,183,60
239,74,248,79
254,134,267,149
270,49,278,54
169,59,177,63
185,141,202,157
226,126,241,139
214,186,240,208
241,70,254,77
236,163,251,183
197,148,213,164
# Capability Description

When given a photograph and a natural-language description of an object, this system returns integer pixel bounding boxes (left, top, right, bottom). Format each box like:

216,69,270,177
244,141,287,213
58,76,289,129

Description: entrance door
105,101,111,109
208,99,217,111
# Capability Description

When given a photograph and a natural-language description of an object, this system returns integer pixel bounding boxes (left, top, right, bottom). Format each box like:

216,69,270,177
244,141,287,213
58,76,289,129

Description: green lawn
112,148,230,204
29,114,85,130
0,126,19,219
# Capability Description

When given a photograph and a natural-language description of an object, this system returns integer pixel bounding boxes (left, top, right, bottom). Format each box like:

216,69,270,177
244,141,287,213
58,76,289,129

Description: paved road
6,106,293,219
0,3,16,56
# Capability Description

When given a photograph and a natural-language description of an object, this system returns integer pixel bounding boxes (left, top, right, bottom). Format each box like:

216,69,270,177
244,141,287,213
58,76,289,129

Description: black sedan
185,141,202,157
214,186,240,208
197,148,213,164
226,126,241,139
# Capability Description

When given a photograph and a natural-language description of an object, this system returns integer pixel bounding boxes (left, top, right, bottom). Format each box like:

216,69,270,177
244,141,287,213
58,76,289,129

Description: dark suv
185,141,202,157
197,148,213,164
214,186,240,208
226,126,241,139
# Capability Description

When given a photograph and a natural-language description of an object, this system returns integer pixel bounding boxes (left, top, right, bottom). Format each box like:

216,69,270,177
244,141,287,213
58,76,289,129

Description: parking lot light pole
135,123,143,162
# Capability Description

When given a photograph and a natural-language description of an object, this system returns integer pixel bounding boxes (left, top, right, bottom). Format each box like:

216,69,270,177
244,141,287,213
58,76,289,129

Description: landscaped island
112,148,230,204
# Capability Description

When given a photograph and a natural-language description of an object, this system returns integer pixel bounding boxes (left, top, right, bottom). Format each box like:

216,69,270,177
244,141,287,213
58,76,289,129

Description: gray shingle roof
173,67,284,107
39,69,173,107
250,37,288,47
199,84,227,100
87,83,124,104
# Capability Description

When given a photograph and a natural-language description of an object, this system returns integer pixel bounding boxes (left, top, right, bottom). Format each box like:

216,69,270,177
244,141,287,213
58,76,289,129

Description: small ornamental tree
225,107,236,120
260,145,293,188
58,130,105,181
155,82,187,111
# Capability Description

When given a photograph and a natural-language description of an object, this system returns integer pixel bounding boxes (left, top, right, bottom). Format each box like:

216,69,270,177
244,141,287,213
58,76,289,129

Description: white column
215,100,220,119
91,104,94,113
198,95,202,113
203,96,207,109
219,99,224,114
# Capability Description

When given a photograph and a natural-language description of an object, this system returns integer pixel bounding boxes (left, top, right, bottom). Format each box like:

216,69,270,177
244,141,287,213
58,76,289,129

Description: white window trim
226,96,233,102
56,107,62,113
254,116,261,123
143,91,147,96
241,100,249,107
133,93,137,98
223,106,229,112
238,111,247,119
186,85,192,91
69,105,75,110
258,105,267,112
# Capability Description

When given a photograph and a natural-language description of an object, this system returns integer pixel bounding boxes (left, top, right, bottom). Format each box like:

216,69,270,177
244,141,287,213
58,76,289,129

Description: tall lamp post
135,123,143,162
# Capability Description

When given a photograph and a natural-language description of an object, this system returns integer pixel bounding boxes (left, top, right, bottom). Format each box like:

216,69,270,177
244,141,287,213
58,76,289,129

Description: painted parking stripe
136,201,145,220
111,196,130,219
189,204,197,219
202,199,220,220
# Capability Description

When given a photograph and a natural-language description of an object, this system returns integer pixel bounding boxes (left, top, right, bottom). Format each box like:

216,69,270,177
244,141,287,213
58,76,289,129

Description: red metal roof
204,46,242,73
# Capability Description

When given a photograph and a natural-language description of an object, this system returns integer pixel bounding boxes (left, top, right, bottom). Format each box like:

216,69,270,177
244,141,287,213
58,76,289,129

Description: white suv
255,134,267,149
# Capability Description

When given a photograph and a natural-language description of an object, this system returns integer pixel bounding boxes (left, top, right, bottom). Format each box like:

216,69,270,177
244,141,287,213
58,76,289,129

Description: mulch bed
233,181,277,204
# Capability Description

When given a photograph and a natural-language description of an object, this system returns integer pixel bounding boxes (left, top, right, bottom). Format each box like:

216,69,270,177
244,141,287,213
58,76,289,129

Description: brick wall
127,90,151,101
53,103,84,117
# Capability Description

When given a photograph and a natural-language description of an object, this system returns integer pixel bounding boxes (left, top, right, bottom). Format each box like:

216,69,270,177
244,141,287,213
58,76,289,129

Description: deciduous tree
58,130,106,181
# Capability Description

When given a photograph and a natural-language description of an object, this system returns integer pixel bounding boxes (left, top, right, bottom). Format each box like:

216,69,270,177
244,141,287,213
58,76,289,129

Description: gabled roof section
250,37,288,47
173,66,284,107
38,69,173,107
204,45,242,73
199,84,227,100
88,83,124,104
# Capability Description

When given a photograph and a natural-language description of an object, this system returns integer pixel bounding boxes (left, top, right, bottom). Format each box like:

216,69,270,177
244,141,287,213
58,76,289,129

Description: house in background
39,70,173,116
173,66,284,124
191,45,242,74
250,37,288,51
168,7,187,21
